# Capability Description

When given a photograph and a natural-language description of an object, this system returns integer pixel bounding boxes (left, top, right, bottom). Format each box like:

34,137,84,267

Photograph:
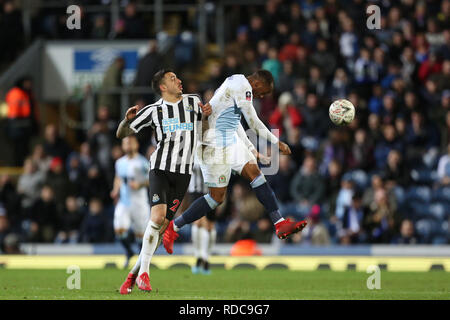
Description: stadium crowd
1,0,450,252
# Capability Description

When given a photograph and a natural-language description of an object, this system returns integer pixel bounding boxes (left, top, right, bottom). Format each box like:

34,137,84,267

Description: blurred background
0,0,449,256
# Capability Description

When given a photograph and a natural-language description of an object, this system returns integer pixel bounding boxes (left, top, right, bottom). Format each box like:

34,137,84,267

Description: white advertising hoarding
42,41,149,101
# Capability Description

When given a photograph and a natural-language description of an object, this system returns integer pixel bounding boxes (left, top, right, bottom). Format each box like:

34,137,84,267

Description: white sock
129,236,144,274
192,224,201,259
138,221,161,275
208,228,216,255
274,217,285,225
199,227,210,262
130,254,141,275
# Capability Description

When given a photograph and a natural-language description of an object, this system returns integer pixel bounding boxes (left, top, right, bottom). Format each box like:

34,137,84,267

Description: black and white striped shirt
129,94,202,175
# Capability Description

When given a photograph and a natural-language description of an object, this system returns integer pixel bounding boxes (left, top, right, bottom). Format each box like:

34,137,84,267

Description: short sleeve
129,106,154,133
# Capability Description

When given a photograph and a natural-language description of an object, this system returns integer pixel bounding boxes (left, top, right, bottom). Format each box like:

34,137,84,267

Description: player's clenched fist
199,102,212,116
278,141,291,155
125,105,140,121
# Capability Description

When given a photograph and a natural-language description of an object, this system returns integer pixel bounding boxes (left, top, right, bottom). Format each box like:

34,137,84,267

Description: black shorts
148,169,191,221
188,192,216,221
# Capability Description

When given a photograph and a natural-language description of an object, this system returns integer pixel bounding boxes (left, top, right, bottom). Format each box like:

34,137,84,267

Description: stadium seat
392,186,406,206
431,187,450,203
409,202,431,219
415,219,441,243
405,186,432,203
348,170,369,189
410,169,437,185
429,203,447,221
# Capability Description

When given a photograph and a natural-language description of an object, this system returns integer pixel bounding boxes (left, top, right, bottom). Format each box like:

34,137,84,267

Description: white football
329,99,355,125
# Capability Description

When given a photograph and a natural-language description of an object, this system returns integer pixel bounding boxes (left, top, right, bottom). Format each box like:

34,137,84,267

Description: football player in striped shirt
117,70,212,294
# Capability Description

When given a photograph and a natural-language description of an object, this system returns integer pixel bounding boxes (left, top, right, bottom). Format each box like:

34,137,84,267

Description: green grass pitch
0,268,449,300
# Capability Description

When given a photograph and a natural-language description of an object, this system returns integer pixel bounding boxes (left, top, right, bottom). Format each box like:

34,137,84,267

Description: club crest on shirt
219,175,227,184
185,104,194,112
246,91,252,101
152,194,160,203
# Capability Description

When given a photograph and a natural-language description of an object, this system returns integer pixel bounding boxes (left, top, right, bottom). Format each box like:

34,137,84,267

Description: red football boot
275,219,308,239
136,272,152,292
119,272,137,295
163,220,179,254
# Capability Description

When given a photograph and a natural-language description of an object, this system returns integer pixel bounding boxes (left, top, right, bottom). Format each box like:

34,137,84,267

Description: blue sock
250,174,284,225
174,194,219,229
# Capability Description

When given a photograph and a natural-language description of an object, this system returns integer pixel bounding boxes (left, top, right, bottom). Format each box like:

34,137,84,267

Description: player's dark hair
253,69,274,88
152,69,174,95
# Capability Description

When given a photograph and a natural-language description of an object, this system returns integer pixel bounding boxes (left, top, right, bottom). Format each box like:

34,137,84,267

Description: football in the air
329,99,355,125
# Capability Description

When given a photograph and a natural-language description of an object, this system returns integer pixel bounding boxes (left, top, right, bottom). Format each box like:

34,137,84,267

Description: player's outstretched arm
240,103,291,155
116,105,139,139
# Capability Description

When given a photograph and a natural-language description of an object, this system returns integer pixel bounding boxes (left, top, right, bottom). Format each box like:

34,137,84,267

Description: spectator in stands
276,60,296,93
251,218,274,244
42,124,71,162
44,157,71,212
418,50,442,84
335,175,355,220
262,47,282,84
0,1,24,66
267,155,296,205
338,191,368,244
241,48,259,77
79,142,95,173
90,14,108,39
300,93,328,139
0,174,19,229
294,46,311,79
0,204,10,253
437,143,450,186
290,155,325,217
269,92,302,139
301,204,331,246
311,38,336,80
221,55,240,78
55,196,83,244
362,175,397,213
114,1,148,39
28,185,59,243
98,56,125,120
133,40,164,104
278,32,301,63
79,197,108,243
226,26,251,64
330,68,350,101
392,219,419,244
320,129,348,175
348,128,374,171
248,15,266,44
383,150,410,189
224,182,264,242
308,65,326,96
323,159,342,218
285,127,304,167
374,124,404,169
365,188,399,243
17,158,45,219
405,110,440,167
87,107,117,185
5,77,36,165
80,164,109,205
66,152,84,196
30,144,51,174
